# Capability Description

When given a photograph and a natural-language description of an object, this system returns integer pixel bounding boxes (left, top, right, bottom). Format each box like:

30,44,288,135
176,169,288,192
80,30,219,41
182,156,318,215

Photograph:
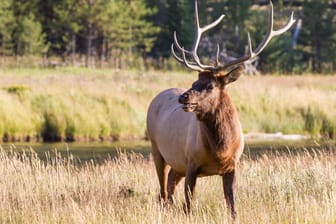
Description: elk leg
167,169,183,204
184,165,198,214
222,170,237,220
151,142,169,203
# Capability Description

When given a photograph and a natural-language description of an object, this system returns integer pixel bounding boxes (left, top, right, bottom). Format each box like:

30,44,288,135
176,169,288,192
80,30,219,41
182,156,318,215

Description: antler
219,1,296,70
171,0,224,72
171,0,296,73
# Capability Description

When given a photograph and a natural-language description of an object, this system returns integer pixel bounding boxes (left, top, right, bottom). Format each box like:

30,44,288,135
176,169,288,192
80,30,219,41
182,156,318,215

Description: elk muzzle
179,92,198,112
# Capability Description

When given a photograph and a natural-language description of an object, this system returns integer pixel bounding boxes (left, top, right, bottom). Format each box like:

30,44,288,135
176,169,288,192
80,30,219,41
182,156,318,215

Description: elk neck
199,89,241,152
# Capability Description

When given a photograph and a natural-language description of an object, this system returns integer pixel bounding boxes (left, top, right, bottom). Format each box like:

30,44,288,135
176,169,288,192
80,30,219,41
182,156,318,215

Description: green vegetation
0,0,159,68
230,75,336,139
1,0,336,73
0,68,335,142
0,147,334,223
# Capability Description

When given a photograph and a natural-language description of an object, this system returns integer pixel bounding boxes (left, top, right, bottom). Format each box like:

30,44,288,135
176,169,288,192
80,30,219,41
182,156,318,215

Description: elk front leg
151,142,170,203
184,165,198,213
167,169,183,204
222,170,237,220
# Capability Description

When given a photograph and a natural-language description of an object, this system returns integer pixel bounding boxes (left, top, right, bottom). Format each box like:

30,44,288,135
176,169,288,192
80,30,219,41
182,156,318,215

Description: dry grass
0,145,335,223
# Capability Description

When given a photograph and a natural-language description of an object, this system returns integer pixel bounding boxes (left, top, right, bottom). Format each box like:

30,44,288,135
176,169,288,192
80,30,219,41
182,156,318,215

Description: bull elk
147,0,295,219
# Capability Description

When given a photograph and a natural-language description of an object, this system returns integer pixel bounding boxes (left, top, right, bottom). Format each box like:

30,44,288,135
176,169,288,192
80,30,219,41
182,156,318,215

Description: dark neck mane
200,90,241,151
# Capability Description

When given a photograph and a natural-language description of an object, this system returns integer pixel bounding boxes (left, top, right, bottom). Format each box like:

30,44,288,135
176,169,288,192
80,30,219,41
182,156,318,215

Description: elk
146,0,295,219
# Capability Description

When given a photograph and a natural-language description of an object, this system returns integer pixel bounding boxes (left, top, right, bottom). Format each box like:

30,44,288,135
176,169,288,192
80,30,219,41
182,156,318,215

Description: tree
0,0,15,56
1,0,336,73
97,0,159,68
20,13,46,55
12,0,46,56
36,0,82,63
223,0,252,53
148,0,193,60
127,0,160,53
299,0,336,73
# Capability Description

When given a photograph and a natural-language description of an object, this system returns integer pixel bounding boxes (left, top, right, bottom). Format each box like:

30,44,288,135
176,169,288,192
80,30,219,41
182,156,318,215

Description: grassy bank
0,147,335,223
0,68,335,141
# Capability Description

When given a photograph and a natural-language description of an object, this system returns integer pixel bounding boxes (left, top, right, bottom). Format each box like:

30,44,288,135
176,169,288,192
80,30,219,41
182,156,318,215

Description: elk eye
206,83,214,91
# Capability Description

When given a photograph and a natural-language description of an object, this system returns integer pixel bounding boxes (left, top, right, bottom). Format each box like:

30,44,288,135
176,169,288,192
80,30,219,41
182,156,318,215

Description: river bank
0,68,335,142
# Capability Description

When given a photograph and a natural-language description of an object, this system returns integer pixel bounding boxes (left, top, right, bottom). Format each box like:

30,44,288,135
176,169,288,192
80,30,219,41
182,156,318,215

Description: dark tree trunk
71,33,76,66
86,0,93,67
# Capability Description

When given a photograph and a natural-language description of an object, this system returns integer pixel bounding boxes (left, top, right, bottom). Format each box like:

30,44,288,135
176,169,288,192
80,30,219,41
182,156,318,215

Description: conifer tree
12,0,46,55
299,0,336,73
0,0,15,55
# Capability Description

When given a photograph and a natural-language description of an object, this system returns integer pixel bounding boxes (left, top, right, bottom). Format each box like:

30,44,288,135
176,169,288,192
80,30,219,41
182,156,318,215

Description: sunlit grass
0,68,335,141
0,146,335,223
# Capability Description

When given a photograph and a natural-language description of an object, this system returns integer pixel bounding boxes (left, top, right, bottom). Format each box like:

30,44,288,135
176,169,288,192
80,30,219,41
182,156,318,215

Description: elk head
173,0,295,119
178,66,243,116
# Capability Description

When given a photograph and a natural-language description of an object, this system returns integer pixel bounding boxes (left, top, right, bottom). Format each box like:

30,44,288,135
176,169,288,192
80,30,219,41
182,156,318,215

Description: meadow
0,146,335,223
0,68,336,223
0,67,335,142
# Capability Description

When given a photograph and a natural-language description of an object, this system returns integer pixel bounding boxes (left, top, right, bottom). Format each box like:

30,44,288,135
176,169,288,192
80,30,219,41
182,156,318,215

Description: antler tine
171,44,184,64
171,0,225,72
192,0,224,70
171,0,295,73
272,11,295,36
181,47,205,72
172,42,202,71
221,1,296,70
250,1,296,56
171,31,193,64
193,0,225,51
173,31,192,56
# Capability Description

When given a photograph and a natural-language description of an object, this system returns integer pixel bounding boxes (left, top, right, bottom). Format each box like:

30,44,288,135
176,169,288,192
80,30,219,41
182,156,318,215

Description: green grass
0,146,335,223
231,75,336,138
0,67,335,141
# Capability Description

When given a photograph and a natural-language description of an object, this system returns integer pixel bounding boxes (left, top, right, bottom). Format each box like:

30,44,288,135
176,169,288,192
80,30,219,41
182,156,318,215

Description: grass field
0,68,335,141
0,146,335,223
1,68,335,223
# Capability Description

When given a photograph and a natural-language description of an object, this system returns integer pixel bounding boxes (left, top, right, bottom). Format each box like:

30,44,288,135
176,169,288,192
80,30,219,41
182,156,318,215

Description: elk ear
219,66,244,85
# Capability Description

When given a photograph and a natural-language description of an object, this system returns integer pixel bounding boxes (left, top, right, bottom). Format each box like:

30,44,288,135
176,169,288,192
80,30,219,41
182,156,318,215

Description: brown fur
146,67,244,220
200,90,242,173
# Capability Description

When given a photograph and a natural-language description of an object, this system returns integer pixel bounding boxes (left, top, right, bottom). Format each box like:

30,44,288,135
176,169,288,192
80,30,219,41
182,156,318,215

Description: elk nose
178,93,189,104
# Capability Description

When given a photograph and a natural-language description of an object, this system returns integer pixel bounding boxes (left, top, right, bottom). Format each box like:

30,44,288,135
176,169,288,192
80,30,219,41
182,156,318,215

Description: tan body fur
147,88,244,176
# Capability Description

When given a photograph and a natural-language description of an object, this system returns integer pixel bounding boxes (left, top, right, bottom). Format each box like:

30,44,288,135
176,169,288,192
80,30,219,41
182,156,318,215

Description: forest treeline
0,0,335,73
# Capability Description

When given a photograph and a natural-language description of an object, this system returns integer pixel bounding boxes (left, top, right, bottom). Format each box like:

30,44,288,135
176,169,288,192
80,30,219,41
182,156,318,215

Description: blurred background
0,0,335,143
0,0,335,74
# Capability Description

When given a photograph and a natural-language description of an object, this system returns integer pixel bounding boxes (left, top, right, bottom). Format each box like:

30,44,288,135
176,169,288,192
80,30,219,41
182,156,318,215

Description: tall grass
0,68,335,141
0,146,335,223
226,75,336,138
0,68,192,142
